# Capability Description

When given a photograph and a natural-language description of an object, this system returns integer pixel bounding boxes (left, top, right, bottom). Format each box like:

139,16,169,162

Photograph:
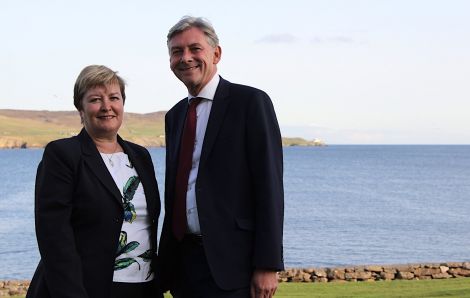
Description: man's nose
181,49,193,62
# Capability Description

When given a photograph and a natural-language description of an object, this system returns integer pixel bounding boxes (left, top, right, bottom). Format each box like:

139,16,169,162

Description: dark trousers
111,280,162,298
171,235,250,298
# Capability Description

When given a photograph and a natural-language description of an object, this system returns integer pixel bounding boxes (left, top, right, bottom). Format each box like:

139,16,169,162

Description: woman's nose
100,99,111,111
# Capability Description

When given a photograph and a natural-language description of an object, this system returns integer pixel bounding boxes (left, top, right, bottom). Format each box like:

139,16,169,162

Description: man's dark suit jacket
158,77,284,291
26,128,161,298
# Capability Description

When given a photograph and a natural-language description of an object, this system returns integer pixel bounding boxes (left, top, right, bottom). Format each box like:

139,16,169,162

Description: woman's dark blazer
26,128,161,298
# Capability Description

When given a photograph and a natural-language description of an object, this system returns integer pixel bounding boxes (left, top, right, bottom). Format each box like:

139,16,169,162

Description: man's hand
250,269,278,298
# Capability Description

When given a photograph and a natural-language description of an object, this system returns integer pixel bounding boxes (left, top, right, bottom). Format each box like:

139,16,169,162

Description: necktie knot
190,97,202,108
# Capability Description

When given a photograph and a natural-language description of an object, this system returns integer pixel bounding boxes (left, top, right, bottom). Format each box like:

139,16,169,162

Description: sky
1,0,469,144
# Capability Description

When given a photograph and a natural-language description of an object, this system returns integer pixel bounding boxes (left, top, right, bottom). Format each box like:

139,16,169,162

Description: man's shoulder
166,97,187,119
222,79,269,99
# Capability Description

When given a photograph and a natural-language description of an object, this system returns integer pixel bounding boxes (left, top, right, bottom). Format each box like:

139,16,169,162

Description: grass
0,109,318,148
10,278,470,297
275,278,470,297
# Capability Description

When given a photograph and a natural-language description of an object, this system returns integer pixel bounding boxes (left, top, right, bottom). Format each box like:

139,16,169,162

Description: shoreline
2,262,469,296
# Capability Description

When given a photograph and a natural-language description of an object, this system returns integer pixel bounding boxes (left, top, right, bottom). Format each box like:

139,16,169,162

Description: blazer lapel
171,99,189,165
199,78,231,167
79,129,123,207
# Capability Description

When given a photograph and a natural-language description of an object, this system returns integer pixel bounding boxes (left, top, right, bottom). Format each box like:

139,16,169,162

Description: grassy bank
10,278,470,298
0,109,322,148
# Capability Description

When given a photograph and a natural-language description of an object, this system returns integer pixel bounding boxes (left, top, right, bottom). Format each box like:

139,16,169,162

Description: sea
1,145,470,280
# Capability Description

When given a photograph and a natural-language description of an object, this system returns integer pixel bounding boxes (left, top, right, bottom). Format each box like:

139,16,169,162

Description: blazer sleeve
246,90,285,271
35,141,89,297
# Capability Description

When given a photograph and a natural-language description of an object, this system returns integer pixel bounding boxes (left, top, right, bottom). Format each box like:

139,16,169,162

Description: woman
27,65,161,298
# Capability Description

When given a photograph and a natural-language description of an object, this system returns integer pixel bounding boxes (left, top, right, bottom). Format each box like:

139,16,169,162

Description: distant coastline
0,109,325,149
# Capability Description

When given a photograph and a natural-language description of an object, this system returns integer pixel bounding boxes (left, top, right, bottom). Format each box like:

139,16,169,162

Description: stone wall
279,262,470,283
1,262,469,296
0,280,29,297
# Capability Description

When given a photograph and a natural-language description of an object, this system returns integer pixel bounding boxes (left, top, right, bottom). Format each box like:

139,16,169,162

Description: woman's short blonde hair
73,65,126,111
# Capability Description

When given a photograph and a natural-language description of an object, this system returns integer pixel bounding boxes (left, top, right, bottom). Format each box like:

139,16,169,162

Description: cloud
255,33,298,44
310,35,357,44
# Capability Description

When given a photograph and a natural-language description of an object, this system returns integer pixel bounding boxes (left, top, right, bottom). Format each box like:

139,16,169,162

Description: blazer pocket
235,218,255,231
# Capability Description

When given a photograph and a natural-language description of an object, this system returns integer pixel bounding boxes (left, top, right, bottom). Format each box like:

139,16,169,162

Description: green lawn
12,278,470,298
275,278,470,297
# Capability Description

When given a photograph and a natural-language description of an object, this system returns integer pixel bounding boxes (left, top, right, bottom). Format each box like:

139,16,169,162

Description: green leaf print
114,258,141,271
117,231,128,255
137,249,152,262
138,249,154,280
123,176,140,223
116,231,140,257
121,241,140,254
115,230,141,272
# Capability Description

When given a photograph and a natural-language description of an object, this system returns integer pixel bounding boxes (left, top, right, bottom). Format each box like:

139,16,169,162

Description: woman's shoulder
42,135,83,164
44,135,81,153
121,139,151,156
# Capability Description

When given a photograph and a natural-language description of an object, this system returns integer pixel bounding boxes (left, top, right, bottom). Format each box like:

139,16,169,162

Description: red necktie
173,98,202,240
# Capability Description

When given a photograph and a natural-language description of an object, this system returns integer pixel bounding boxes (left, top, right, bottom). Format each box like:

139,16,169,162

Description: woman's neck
91,136,121,154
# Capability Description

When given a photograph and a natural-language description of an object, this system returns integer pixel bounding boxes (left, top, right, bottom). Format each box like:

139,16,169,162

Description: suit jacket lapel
171,99,189,165
200,78,231,168
79,129,123,207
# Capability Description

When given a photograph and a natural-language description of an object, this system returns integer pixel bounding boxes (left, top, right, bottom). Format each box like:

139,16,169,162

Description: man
158,16,284,298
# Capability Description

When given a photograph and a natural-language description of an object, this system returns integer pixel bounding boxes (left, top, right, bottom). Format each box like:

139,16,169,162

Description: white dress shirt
185,73,220,234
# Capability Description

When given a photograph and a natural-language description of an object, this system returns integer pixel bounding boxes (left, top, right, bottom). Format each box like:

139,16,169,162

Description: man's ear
213,46,222,64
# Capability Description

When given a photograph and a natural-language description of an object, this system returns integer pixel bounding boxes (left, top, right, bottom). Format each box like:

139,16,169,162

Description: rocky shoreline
1,262,469,296
279,262,470,283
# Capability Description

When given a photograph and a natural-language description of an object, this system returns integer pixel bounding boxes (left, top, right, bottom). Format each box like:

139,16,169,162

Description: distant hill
0,109,324,148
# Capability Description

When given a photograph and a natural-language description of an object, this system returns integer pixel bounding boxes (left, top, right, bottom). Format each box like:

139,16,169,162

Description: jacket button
114,218,119,223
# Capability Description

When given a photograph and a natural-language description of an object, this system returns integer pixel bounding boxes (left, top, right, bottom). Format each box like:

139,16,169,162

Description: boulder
413,268,441,276
448,268,470,277
327,268,345,280
380,272,395,280
344,272,357,280
397,272,414,280
366,265,383,273
313,269,327,278
356,271,373,281
301,273,312,282
440,266,449,273
395,265,414,273
432,273,452,279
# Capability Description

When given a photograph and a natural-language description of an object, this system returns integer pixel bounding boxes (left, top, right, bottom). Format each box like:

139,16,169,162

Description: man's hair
167,16,219,49
73,65,126,111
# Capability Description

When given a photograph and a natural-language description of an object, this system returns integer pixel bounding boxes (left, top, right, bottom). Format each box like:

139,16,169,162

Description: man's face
169,27,221,96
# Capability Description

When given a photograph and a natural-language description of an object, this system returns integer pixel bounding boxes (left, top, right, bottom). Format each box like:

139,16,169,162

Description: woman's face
80,83,123,140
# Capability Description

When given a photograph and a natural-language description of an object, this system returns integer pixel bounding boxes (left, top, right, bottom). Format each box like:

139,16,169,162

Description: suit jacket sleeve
246,90,284,271
35,141,89,298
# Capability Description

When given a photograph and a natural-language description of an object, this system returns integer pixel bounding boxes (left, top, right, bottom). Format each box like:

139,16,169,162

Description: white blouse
100,152,154,282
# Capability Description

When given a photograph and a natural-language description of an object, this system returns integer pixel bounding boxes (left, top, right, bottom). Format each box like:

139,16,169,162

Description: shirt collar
187,73,220,102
